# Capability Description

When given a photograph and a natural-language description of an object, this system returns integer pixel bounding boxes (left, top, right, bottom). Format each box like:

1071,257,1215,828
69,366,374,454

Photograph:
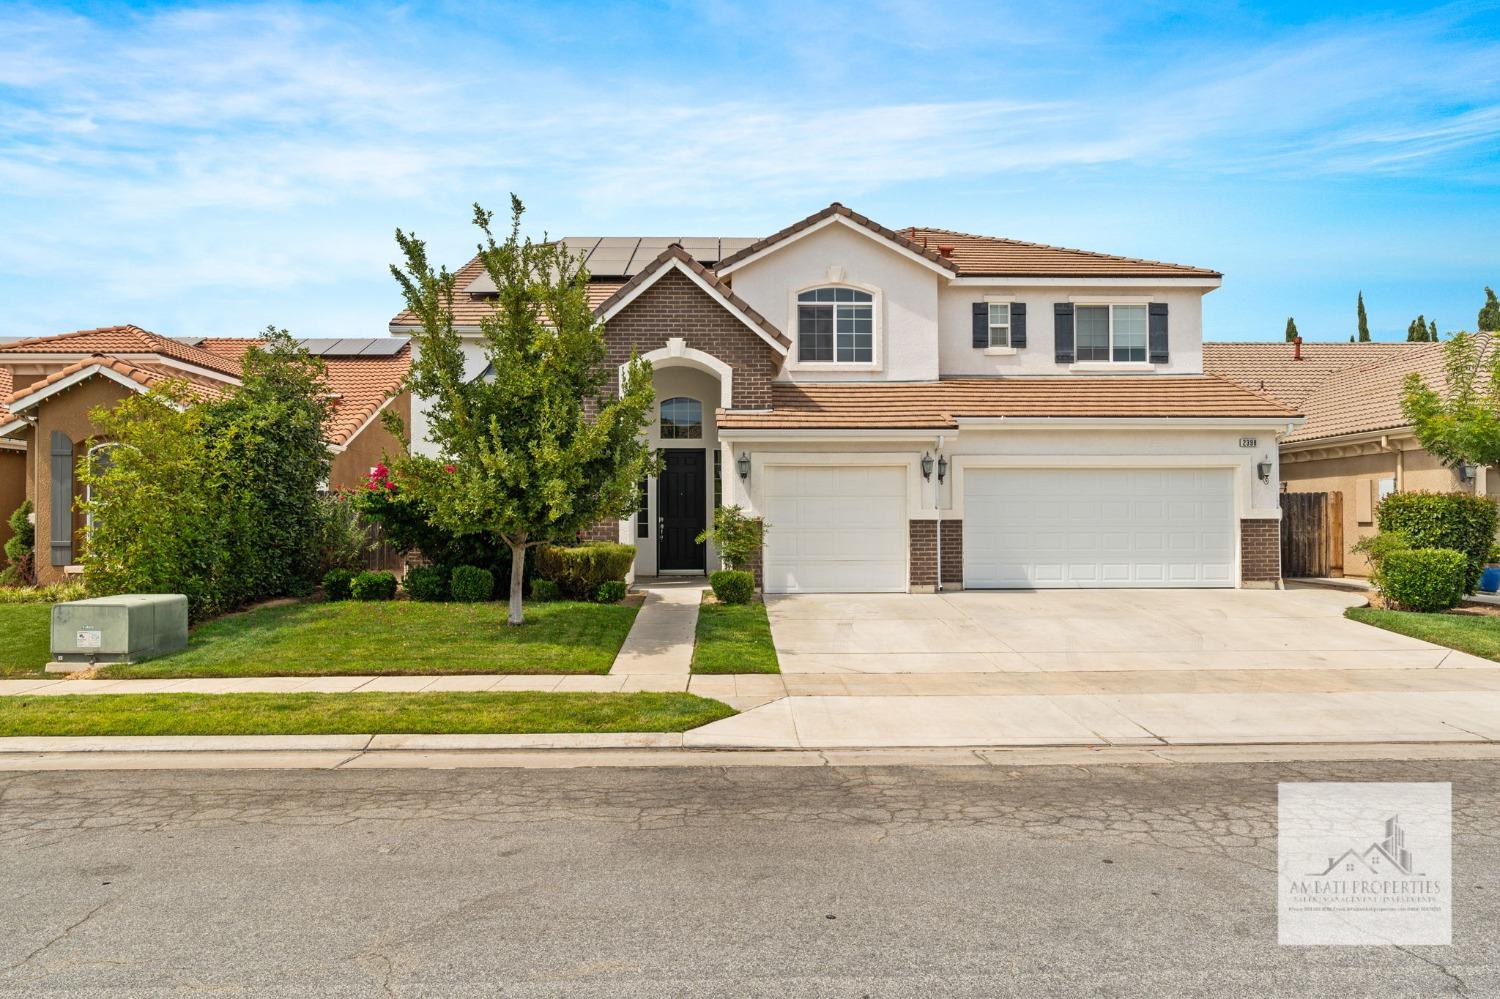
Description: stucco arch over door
621,338,733,411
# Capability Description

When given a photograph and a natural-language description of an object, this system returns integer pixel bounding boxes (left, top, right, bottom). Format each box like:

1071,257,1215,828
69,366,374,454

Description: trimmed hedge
530,578,562,602
1380,547,1468,612
1377,492,1498,591
322,568,356,601
403,565,449,602
535,542,636,600
450,565,496,603
350,571,398,601
709,569,754,605
594,580,627,604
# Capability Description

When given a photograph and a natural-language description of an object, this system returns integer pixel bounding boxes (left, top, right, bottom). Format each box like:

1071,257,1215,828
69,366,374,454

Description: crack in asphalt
2,899,112,978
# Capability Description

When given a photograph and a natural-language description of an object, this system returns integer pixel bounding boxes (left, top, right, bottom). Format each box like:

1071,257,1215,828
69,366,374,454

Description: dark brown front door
659,449,706,571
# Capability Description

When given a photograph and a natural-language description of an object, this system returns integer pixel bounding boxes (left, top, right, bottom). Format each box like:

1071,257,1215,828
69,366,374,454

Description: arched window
797,287,873,362
660,397,703,440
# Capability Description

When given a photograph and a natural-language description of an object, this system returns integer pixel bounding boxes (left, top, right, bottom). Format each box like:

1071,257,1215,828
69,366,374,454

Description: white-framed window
797,287,873,363
1076,303,1148,363
987,302,1011,348
660,397,703,439
636,477,650,538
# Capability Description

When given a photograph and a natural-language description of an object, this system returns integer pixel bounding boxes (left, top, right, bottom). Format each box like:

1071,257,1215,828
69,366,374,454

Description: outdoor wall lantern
1257,459,1273,484
737,451,751,481
920,452,934,480
937,454,949,483
1459,461,1476,483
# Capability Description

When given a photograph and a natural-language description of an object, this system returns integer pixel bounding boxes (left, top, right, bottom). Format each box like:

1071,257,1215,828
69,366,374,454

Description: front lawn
1346,606,1500,661
0,605,51,677
691,600,780,674
102,599,638,678
0,691,734,737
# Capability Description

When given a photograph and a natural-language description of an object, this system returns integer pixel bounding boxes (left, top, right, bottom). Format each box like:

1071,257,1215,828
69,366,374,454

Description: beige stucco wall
1280,439,1482,577
25,378,132,585
330,392,410,490
0,447,26,568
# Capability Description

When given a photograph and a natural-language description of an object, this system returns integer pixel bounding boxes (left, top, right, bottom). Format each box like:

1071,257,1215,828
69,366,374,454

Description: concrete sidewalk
608,577,706,675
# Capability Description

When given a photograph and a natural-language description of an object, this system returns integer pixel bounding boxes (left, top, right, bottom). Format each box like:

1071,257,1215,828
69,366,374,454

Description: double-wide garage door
763,465,907,593
963,467,1235,588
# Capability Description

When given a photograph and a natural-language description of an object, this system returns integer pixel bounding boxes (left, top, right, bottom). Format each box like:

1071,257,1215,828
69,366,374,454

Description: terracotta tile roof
718,376,1297,430
593,245,790,349
320,345,411,447
900,227,1220,279
389,253,626,328
1203,341,1425,407
1203,340,1460,444
5,354,230,411
715,203,960,275
0,325,243,378
0,368,11,422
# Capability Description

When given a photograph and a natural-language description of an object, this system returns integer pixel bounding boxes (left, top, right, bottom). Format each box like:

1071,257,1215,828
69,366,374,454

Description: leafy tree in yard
1481,287,1500,332
386,196,657,625
1401,331,1500,470
1357,291,1371,342
1284,317,1298,343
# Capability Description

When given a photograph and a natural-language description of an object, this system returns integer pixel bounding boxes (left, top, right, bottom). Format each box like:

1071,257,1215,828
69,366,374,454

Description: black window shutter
1053,303,1074,364
971,302,988,348
50,431,73,566
1149,302,1169,363
1010,302,1027,348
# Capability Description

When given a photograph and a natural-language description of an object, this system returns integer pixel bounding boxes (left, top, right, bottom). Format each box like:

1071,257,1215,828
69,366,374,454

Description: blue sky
2,0,1497,344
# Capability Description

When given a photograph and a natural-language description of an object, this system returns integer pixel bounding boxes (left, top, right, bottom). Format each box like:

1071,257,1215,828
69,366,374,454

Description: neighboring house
1205,339,1483,577
0,326,411,585
392,203,1299,592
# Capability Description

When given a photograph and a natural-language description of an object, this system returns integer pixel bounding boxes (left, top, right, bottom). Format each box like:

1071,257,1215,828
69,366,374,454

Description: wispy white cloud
0,0,1496,338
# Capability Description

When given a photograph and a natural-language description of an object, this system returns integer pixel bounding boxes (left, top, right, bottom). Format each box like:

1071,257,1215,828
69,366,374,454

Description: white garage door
963,468,1235,588
763,465,907,593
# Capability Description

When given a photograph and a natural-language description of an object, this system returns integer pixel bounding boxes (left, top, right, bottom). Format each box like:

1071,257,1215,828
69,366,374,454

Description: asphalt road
1,758,1497,998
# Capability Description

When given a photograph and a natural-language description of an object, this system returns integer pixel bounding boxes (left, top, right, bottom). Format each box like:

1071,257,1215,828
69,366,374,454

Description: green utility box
49,595,189,670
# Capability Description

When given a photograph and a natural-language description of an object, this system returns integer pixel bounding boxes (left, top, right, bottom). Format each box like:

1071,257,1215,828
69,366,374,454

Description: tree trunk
507,537,527,626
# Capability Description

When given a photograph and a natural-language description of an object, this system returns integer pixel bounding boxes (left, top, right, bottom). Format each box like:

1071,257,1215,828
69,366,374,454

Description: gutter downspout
935,434,945,592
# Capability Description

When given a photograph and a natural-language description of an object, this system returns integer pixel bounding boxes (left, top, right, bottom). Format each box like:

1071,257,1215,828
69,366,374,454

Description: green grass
101,599,639,678
0,691,735,737
1346,606,1500,661
0,605,51,678
691,599,780,674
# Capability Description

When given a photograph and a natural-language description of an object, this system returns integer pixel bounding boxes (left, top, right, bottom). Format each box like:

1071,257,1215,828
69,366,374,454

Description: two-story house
391,203,1300,593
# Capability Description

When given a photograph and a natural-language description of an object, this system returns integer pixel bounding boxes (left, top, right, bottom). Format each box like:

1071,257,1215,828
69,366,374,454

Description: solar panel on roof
719,237,757,255
464,271,497,295
298,339,342,356
357,339,408,357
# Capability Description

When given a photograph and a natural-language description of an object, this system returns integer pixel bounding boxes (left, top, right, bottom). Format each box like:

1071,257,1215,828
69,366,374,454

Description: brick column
909,519,963,591
1240,518,1281,586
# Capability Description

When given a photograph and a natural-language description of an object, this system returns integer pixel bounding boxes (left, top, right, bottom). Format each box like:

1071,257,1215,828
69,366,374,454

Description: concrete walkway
608,577,706,675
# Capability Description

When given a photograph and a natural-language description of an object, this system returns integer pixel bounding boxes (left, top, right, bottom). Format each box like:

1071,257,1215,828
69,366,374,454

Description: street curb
0,733,687,754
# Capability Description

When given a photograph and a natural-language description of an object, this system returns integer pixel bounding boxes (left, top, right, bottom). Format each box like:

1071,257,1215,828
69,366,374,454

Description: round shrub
709,569,754,605
450,565,495,603
350,570,398,601
403,565,449,602
1377,492,1499,592
530,578,561,602
323,567,356,601
1380,547,1467,612
594,580,627,603
535,542,636,599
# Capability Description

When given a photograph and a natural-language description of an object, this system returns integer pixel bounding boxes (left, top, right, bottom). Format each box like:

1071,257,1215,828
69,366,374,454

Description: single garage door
963,467,1235,588
763,465,907,593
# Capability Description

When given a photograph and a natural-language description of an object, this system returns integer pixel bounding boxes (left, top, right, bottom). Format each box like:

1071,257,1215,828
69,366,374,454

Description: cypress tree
1284,317,1299,343
1480,287,1500,332
1357,292,1371,342
1408,315,1428,342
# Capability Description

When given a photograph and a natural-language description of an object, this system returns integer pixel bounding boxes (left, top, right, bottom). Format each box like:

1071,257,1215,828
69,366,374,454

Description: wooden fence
1280,491,1344,578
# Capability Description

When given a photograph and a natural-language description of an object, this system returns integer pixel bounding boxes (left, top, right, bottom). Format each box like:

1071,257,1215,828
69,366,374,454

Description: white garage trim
758,456,912,593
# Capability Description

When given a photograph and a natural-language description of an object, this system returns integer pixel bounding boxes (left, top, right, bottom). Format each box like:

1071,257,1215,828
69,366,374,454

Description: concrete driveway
766,585,1483,674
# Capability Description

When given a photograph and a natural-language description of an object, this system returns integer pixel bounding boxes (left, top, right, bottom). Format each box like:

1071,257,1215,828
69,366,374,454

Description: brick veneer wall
1240,518,1281,584
909,519,963,590
601,269,779,409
